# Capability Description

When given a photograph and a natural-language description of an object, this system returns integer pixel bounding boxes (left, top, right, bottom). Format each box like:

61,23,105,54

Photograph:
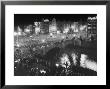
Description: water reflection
14,44,97,76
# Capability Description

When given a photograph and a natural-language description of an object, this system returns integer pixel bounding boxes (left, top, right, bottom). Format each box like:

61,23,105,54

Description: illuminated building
49,18,57,34
24,25,31,35
43,19,49,34
40,19,49,34
63,24,70,34
87,16,97,34
17,26,23,35
34,22,41,34
79,24,88,39
71,22,79,33
57,30,61,34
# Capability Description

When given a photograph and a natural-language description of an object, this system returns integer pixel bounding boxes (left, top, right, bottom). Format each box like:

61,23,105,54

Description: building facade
49,18,57,34
87,16,97,34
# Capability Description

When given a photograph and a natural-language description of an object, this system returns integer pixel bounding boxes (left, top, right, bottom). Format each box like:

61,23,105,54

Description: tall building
49,18,57,34
63,24,70,34
24,25,33,35
43,19,49,34
34,22,41,35
40,19,49,34
87,16,97,34
79,24,88,39
71,22,79,33
17,26,23,35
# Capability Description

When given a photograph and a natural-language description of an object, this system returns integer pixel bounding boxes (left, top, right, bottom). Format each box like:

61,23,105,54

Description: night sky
14,14,97,26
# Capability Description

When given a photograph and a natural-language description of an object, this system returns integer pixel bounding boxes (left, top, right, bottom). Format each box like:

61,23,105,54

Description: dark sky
14,14,97,26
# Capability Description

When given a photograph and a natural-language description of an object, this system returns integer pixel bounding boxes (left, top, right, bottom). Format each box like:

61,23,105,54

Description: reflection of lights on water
71,53,77,66
85,60,97,72
80,54,97,72
80,54,87,68
60,53,71,68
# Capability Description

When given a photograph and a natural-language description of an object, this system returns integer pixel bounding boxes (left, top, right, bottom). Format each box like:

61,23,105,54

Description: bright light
49,33,56,38
71,53,77,66
55,63,59,67
40,69,46,74
80,25,87,31
80,54,97,72
85,60,97,72
24,28,30,33
63,27,69,33
41,39,45,43
14,32,18,36
57,31,61,34
60,53,71,68
44,19,49,22
16,43,20,47
61,35,65,39
15,59,21,63
35,27,40,34
50,33,53,36
80,54,88,68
